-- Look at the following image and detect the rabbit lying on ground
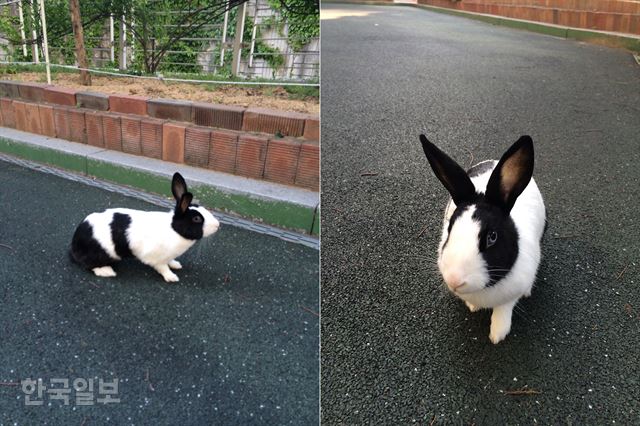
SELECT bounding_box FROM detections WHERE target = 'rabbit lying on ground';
[420,135,545,344]
[70,172,220,282]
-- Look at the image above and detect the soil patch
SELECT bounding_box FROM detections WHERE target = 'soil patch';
[7,72,319,114]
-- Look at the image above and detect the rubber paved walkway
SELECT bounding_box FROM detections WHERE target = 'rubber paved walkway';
[0,160,319,424]
[321,3,640,424]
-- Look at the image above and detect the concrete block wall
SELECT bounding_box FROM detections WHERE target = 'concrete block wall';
[0,81,319,191]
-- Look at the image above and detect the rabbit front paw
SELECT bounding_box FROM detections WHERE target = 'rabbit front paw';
[489,300,517,344]
[465,301,480,312]
[154,264,180,283]
[92,266,117,277]
[168,260,183,270]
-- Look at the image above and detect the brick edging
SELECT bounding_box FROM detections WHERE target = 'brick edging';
[0,88,319,191]
[0,80,320,140]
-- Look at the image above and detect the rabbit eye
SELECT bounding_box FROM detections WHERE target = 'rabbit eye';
[192,216,203,223]
[486,231,498,248]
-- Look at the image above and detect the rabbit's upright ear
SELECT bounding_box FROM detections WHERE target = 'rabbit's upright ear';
[172,173,188,202]
[485,135,534,213]
[177,192,193,215]
[420,134,476,205]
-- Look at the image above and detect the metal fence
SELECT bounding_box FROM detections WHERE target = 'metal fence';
[236,0,319,80]
[0,0,319,83]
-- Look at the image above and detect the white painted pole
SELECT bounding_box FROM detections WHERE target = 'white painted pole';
[130,8,135,62]
[30,0,39,63]
[18,0,27,57]
[231,2,246,76]
[248,0,258,68]
[286,46,294,79]
[122,16,127,69]
[220,1,229,66]
[119,15,127,70]
[37,0,51,83]
[109,14,115,62]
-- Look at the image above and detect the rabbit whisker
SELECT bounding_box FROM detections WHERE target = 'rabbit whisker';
[512,303,536,326]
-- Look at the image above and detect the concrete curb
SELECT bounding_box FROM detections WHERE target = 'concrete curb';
[325,1,640,53]
[0,128,320,235]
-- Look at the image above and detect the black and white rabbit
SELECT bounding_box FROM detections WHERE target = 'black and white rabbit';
[70,172,220,282]
[419,135,545,344]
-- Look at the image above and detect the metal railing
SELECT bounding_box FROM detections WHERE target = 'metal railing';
[0,0,319,84]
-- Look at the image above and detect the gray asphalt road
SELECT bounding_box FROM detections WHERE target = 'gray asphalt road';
[321,4,640,424]
[0,161,318,424]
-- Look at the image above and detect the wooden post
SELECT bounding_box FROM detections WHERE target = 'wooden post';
[231,2,247,77]
[69,0,91,85]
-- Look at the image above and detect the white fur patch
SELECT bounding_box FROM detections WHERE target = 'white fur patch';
[438,205,489,294]
[192,206,220,237]
[85,212,120,260]
[92,266,116,277]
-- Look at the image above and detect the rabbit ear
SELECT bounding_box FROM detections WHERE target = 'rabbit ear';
[177,192,193,215]
[172,173,188,202]
[485,135,534,213]
[420,134,476,205]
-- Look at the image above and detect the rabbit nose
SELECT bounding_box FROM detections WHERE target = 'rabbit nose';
[451,281,467,291]
[444,273,466,291]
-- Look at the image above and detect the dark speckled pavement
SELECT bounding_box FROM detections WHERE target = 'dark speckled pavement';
[321,3,640,424]
[0,161,318,424]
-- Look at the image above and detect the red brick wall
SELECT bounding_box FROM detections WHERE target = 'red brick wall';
[417,0,640,34]
[0,83,319,191]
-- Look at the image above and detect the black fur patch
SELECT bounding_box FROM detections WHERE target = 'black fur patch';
[467,160,495,178]
[442,162,496,248]
[472,203,519,287]
[70,221,115,269]
[111,213,134,258]
[172,208,204,240]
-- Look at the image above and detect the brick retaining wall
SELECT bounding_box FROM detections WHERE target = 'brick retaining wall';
[0,80,319,191]
[416,0,640,35]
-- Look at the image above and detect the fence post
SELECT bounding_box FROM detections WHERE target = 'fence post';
[119,15,127,70]
[17,0,27,57]
[109,14,115,63]
[37,0,51,84]
[30,1,39,63]
[220,0,229,67]
[248,0,258,69]
[131,10,135,63]
[286,45,294,80]
[231,2,247,77]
